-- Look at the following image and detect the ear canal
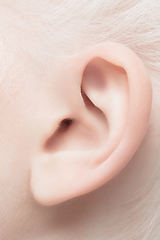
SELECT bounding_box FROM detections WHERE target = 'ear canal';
[44,117,74,152]
[30,42,152,206]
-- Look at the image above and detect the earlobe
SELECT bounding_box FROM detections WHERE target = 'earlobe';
[30,42,152,206]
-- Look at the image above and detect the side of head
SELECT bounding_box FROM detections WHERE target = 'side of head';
[0,1,160,240]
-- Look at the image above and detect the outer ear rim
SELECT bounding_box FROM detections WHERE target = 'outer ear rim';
[31,42,152,205]
[73,42,152,191]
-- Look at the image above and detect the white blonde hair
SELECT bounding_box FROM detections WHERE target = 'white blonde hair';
[0,0,160,87]
[0,1,160,239]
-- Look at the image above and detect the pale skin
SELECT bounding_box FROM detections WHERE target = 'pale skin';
[0,16,159,240]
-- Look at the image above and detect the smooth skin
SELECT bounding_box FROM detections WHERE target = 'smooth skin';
[0,41,158,240]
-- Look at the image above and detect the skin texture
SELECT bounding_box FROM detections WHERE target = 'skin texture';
[0,4,160,240]
[0,42,158,240]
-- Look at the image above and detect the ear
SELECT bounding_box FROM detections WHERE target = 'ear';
[30,42,152,206]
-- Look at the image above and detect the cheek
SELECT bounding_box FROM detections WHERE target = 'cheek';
[0,67,57,226]
[0,65,60,234]
[0,76,37,228]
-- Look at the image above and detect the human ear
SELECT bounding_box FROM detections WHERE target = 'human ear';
[30,42,152,206]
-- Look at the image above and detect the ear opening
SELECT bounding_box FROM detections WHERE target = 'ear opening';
[44,118,74,152]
